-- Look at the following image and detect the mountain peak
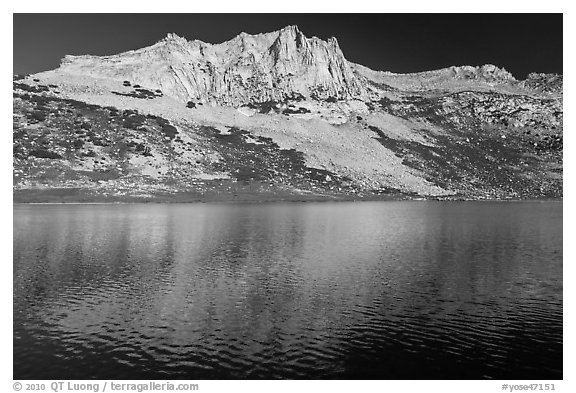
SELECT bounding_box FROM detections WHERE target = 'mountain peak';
[17,26,563,202]
[328,36,340,48]
[274,25,306,43]
[165,32,183,40]
[450,64,516,82]
[280,25,301,34]
[53,25,366,104]
[162,32,188,44]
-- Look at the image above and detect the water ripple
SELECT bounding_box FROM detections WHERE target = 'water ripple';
[13,202,562,379]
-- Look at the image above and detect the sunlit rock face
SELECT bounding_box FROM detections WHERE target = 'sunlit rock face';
[14,25,563,201]
[449,64,516,82]
[58,26,367,105]
[518,73,563,94]
[55,25,563,106]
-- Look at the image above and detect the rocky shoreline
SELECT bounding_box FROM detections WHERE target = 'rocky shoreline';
[13,185,562,204]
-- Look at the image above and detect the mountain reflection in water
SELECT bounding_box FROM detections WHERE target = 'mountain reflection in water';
[14,201,562,379]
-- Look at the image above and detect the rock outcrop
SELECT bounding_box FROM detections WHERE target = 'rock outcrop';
[519,73,563,94]
[13,25,563,202]
[449,64,516,82]
[58,26,366,105]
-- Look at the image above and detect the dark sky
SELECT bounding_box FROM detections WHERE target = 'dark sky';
[13,14,563,79]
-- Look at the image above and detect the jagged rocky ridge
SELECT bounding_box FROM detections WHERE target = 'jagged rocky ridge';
[13,26,562,202]
[57,26,365,105]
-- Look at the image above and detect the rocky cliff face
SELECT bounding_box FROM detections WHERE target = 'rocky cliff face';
[13,26,563,202]
[52,26,563,105]
[57,26,366,105]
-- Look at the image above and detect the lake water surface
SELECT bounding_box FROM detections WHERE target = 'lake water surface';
[13,201,562,379]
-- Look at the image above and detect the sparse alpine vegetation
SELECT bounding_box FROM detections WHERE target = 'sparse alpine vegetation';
[13,26,563,202]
